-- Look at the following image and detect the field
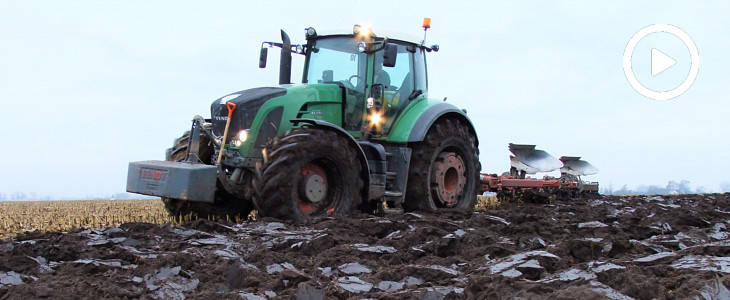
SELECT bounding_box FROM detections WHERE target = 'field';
[0,200,171,239]
[3,194,730,299]
[0,196,500,239]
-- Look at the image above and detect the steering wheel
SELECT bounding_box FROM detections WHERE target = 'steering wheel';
[347,75,363,89]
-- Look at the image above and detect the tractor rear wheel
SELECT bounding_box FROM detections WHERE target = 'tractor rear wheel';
[404,118,480,212]
[252,128,363,222]
[162,124,253,220]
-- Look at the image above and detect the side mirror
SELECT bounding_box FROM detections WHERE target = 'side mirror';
[322,70,333,82]
[383,43,397,68]
[259,47,268,68]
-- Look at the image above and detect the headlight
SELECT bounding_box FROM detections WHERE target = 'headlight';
[231,129,249,147]
[370,113,382,125]
[353,24,371,37]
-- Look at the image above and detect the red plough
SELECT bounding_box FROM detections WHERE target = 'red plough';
[479,144,599,201]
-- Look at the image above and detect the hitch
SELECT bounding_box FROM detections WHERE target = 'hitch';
[185,116,219,163]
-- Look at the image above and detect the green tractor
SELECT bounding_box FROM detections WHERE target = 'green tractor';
[127,20,481,222]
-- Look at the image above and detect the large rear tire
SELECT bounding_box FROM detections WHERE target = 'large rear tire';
[162,124,253,220]
[404,118,480,212]
[252,128,363,222]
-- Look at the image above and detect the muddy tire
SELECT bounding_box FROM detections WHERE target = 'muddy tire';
[404,118,480,212]
[162,124,253,220]
[252,128,363,222]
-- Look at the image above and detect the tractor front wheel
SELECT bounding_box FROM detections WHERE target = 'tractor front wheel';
[404,118,480,212]
[253,128,363,222]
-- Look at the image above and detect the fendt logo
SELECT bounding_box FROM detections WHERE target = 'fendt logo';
[140,168,168,181]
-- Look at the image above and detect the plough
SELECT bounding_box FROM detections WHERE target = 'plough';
[480,143,599,201]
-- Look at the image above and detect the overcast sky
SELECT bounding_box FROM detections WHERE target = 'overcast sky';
[1,1,728,198]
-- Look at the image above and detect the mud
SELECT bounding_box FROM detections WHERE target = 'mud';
[2,194,730,299]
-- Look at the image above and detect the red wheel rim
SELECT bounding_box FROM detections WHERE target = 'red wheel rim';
[432,151,467,207]
[297,162,329,215]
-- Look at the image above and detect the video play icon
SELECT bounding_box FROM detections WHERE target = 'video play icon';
[651,48,676,76]
[623,24,699,101]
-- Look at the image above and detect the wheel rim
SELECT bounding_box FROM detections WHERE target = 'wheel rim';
[431,151,467,207]
[297,162,329,215]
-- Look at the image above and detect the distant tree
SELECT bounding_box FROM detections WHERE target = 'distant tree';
[695,186,707,194]
[615,185,632,195]
[601,183,614,195]
[112,193,130,200]
[10,192,26,201]
[601,180,707,195]
[666,181,679,194]
[721,182,730,193]
[678,180,692,194]
[603,183,613,195]
[665,180,692,194]
[636,185,666,195]
[0,193,5,201]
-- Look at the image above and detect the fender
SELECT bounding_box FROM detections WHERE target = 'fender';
[388,99,479,145]
[290,119,385,200]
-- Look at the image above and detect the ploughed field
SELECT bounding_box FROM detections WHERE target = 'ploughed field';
[2,194,730,299]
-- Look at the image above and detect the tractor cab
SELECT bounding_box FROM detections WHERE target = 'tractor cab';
[301,26,430,136]
[261,24,437,138]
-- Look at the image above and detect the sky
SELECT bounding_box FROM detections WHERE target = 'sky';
[1,1,729,199]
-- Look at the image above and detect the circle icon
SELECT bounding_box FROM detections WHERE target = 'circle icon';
[623,24,699,100]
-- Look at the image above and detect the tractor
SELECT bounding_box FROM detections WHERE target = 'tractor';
[127,19,481,222]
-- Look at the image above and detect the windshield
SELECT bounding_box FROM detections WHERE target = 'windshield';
[306,37,366,90]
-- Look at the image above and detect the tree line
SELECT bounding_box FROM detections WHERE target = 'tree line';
[0,192,150,201]
[602,180,730,195]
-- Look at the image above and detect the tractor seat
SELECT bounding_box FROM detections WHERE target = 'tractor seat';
[383,73,413,120]
[396,72,413,103]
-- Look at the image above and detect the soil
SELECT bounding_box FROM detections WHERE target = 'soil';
[2,194,730,299]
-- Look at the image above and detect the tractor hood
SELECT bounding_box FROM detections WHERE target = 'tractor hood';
[210,87,287,136]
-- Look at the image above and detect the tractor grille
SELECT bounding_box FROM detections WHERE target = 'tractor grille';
[210,87,287,136]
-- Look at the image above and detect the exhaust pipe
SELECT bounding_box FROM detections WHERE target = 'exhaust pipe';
[279,30,292,85]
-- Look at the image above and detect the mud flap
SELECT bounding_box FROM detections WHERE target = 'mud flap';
[127,160,216,203]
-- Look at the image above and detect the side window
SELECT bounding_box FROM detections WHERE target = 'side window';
[379,44,416,134]
[384,50,411,91]
[414,48,427,93]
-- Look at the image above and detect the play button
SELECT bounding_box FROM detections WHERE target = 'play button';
[651,48,676,76]
[623,24,700,100]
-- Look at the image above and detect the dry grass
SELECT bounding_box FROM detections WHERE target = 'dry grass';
[475,194,501,211]
[0,199,173,239]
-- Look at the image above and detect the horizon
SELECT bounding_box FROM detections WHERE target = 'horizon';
[1,178,727,201]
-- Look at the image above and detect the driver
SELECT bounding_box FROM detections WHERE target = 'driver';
[373,53,391,88]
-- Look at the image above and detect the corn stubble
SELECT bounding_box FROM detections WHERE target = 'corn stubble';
[0,200,201,239]
[1,197,499,239]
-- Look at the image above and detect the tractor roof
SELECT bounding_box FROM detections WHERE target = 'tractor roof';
[309,26,436,49]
